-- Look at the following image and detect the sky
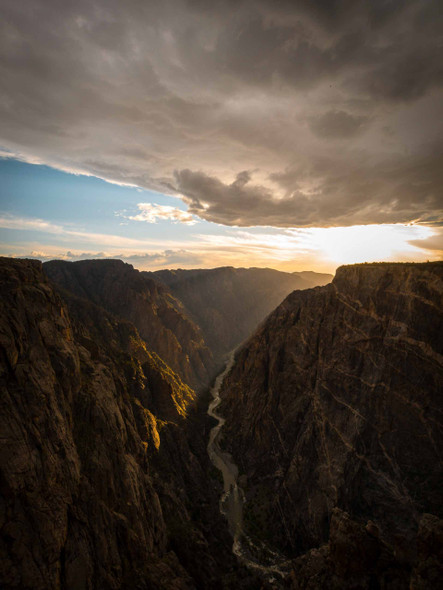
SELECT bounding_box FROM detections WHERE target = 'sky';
[0,0,442,273]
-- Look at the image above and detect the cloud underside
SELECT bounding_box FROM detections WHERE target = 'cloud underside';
[176,156,442,226]
[1,0,442,227]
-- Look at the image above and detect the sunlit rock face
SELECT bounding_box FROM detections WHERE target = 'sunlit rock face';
[220,262,443,588]
[152,266,333,365]
[44,259,214,391]
[0,257,251,589]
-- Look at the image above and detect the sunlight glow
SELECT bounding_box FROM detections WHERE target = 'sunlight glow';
[197,224,440,272]
[2,211,440,272]
[291,224,436,265]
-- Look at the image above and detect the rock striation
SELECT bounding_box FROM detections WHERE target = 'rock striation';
[219,262,443,588]
[152,266,332,364]
[0,257,257,589]
[44,259,214,391]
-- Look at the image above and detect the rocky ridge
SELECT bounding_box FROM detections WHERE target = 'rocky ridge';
[219,262,443,588]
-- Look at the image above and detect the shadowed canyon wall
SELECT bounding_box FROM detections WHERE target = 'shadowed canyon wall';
[219,262,443,588]
[152,267,332,363]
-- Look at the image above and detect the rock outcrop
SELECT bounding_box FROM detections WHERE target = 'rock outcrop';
[44,259,214,391]
[219,262,443,588]
[152,267,332,364]
[0,257,256,589]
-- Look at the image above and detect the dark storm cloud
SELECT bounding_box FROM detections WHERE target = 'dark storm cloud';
[308,110,367,139]
[0,0,442,227]
[177,146,443,227]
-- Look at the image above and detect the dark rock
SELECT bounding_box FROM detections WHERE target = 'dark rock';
[220,262,443,588]
[151,266,332,364]
[44,259,214,391]
[0,257,252,589]
[410,513,443,589]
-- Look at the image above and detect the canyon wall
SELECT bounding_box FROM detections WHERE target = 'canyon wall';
[0,258,257,589]
[152,267,332,363]
[2,257,441,589]
[220,262,443,588]
[44,259,214,391]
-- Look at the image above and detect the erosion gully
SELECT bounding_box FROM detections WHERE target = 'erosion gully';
[207,351,291,586]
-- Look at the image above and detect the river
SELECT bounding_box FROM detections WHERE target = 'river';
[207,351,291,585]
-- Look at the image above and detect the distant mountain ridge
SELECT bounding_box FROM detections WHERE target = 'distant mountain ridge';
[150,266,333,364]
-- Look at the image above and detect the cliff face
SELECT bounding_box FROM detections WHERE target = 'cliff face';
[44,259,214,391]
[152,267,332,363]
[219,262,443,588]
[0,258,254,589]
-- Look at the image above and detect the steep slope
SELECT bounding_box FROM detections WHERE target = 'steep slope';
[0,258,257,590]
[219,262,443,588]
[152,267,332,363]
[44,259,214,391]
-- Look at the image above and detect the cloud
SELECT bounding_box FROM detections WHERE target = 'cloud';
[0,214,182,248]
[0,0,442,228]
[20,248,205,269]
[0,215,65,233]
[124,202,197,225]
[308,110,367,139]
[4,214,441,273]
[176,149,443,227]
[197,224,443,266]
[408,226,443,253]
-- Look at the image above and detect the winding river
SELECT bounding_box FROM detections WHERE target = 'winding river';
[207,351,291,584]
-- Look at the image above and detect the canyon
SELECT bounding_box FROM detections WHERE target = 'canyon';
[151,267,332,364]
[0,258,441,589]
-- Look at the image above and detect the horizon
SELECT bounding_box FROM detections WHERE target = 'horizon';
[6,251,441,277]
[1,159,440,274]
[1,1,442,272]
